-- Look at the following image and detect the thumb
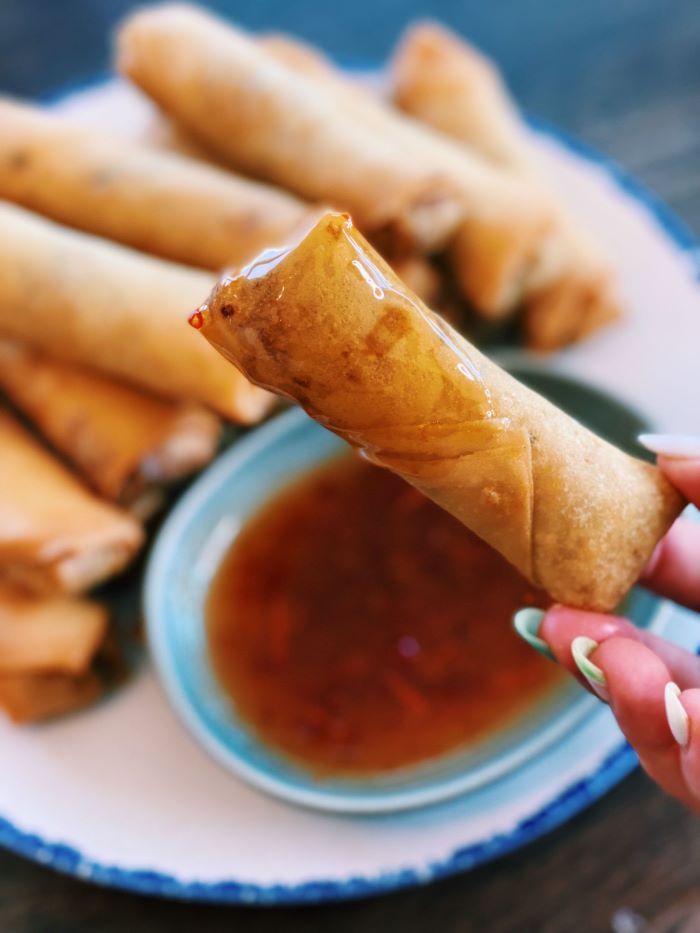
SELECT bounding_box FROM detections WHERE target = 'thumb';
[638,434,700,504]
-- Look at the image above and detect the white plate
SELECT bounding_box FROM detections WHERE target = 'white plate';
[1,78,699,904]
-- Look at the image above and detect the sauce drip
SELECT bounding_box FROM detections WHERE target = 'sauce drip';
[207,456,560,776]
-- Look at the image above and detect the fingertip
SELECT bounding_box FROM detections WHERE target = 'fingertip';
[595,637,673,749]
[539,606,632,676]
[657,455,700,505]
[674,688,700,803]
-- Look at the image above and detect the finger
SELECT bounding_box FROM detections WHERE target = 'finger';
[540,605,700,692]
[539,606,632,692]
[641,518,700,612]
[675,688,700,807]
[658,455,700,506]
[594,637,693,806]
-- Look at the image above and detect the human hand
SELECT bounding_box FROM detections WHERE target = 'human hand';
[514,435,700,809]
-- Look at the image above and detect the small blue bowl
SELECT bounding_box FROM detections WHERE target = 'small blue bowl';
[145,369,663,814]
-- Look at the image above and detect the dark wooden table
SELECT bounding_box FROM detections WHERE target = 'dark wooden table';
[2,1,700,930]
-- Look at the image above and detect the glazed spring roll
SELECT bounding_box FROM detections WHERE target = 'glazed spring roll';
[390,22,621,349]
[0,671,102,724]
[0,97,310,271]
[0,409,143,596]
[0,341,221,509]
[117,5,482,254]
[0,202,271,421]
[193,213,683,611]
[0,584,108,676]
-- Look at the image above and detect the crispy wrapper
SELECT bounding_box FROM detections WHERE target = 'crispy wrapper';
[0,202,271,421]
[117,4,465,251]
[0,340,221,509]
[0,670,103,724]
[0,97,309,271]
[390,22,622,346]
[119,5,564,318]
[391,21,529,172]
[0,583,108,675]
[0,409,144,596]
[193,213,683,610]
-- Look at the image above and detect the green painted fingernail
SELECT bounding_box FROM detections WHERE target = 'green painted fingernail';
[512,608,554,661]
[571,636,609,701]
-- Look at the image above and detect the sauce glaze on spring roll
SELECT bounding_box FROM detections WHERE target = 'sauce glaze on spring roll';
[192,212,683,611]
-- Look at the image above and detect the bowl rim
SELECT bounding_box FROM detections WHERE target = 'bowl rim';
[144,397,669,814]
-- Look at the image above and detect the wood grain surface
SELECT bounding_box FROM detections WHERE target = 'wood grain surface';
[1,1,700,930]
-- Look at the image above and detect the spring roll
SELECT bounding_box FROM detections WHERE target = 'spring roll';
[0,97,310,272]
[391,22,529,173]
[192,213,683,611]
[390,22,621,348]
[0,671,102,724]
[0,583,108,675]
[0,202,270,421]
[0,409,143,596]
[0,340,221,508]
[116,5,482,254]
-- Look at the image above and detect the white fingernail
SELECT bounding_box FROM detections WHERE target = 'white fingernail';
[638,433,700,459]
[571,636,609,702]
[664,682,689,747]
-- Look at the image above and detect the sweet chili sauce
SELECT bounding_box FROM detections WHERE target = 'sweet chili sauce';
[207,456,562,776]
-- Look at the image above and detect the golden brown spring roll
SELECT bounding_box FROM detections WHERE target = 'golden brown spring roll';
[0,202,270,421]
[0,340,221,508]
[193,213,683,610]
[0,97,310,272]
[0,583,108,675]
[390,256,441,307]
[0,408,143,596]
[116,5,479,254]
[121,6,566,316]
[391,22,529,173]
[390,22,621,348]
[0,671,102,724]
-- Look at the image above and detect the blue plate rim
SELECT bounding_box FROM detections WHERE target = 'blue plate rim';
[0,77,697,904]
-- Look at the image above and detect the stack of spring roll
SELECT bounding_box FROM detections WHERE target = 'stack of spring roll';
[0,5,624,724]
[0,42,327,719]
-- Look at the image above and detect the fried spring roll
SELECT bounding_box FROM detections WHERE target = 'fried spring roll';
[0,409,143,596]
[0,584,108,675]
[390,256,441,306]
[0,670,102,724]
[390,22,621,348]
[192,213,683,611]
[391,22,529,173]
[122,6,567,316]
[0,341,221,508]
[0,97,310,271]
[117,5,479,254]
[0,202,270,421]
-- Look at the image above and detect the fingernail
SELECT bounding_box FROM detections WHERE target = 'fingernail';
[571,636,609,701]
[512,608,555,661]
[638,433,700,460]
[665,682,689,747]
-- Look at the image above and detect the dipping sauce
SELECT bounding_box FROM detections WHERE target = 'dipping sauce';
[207,457,561,776]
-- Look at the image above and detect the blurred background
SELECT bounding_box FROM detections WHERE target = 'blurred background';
[2,0,700,230]
[1,2,700,931]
